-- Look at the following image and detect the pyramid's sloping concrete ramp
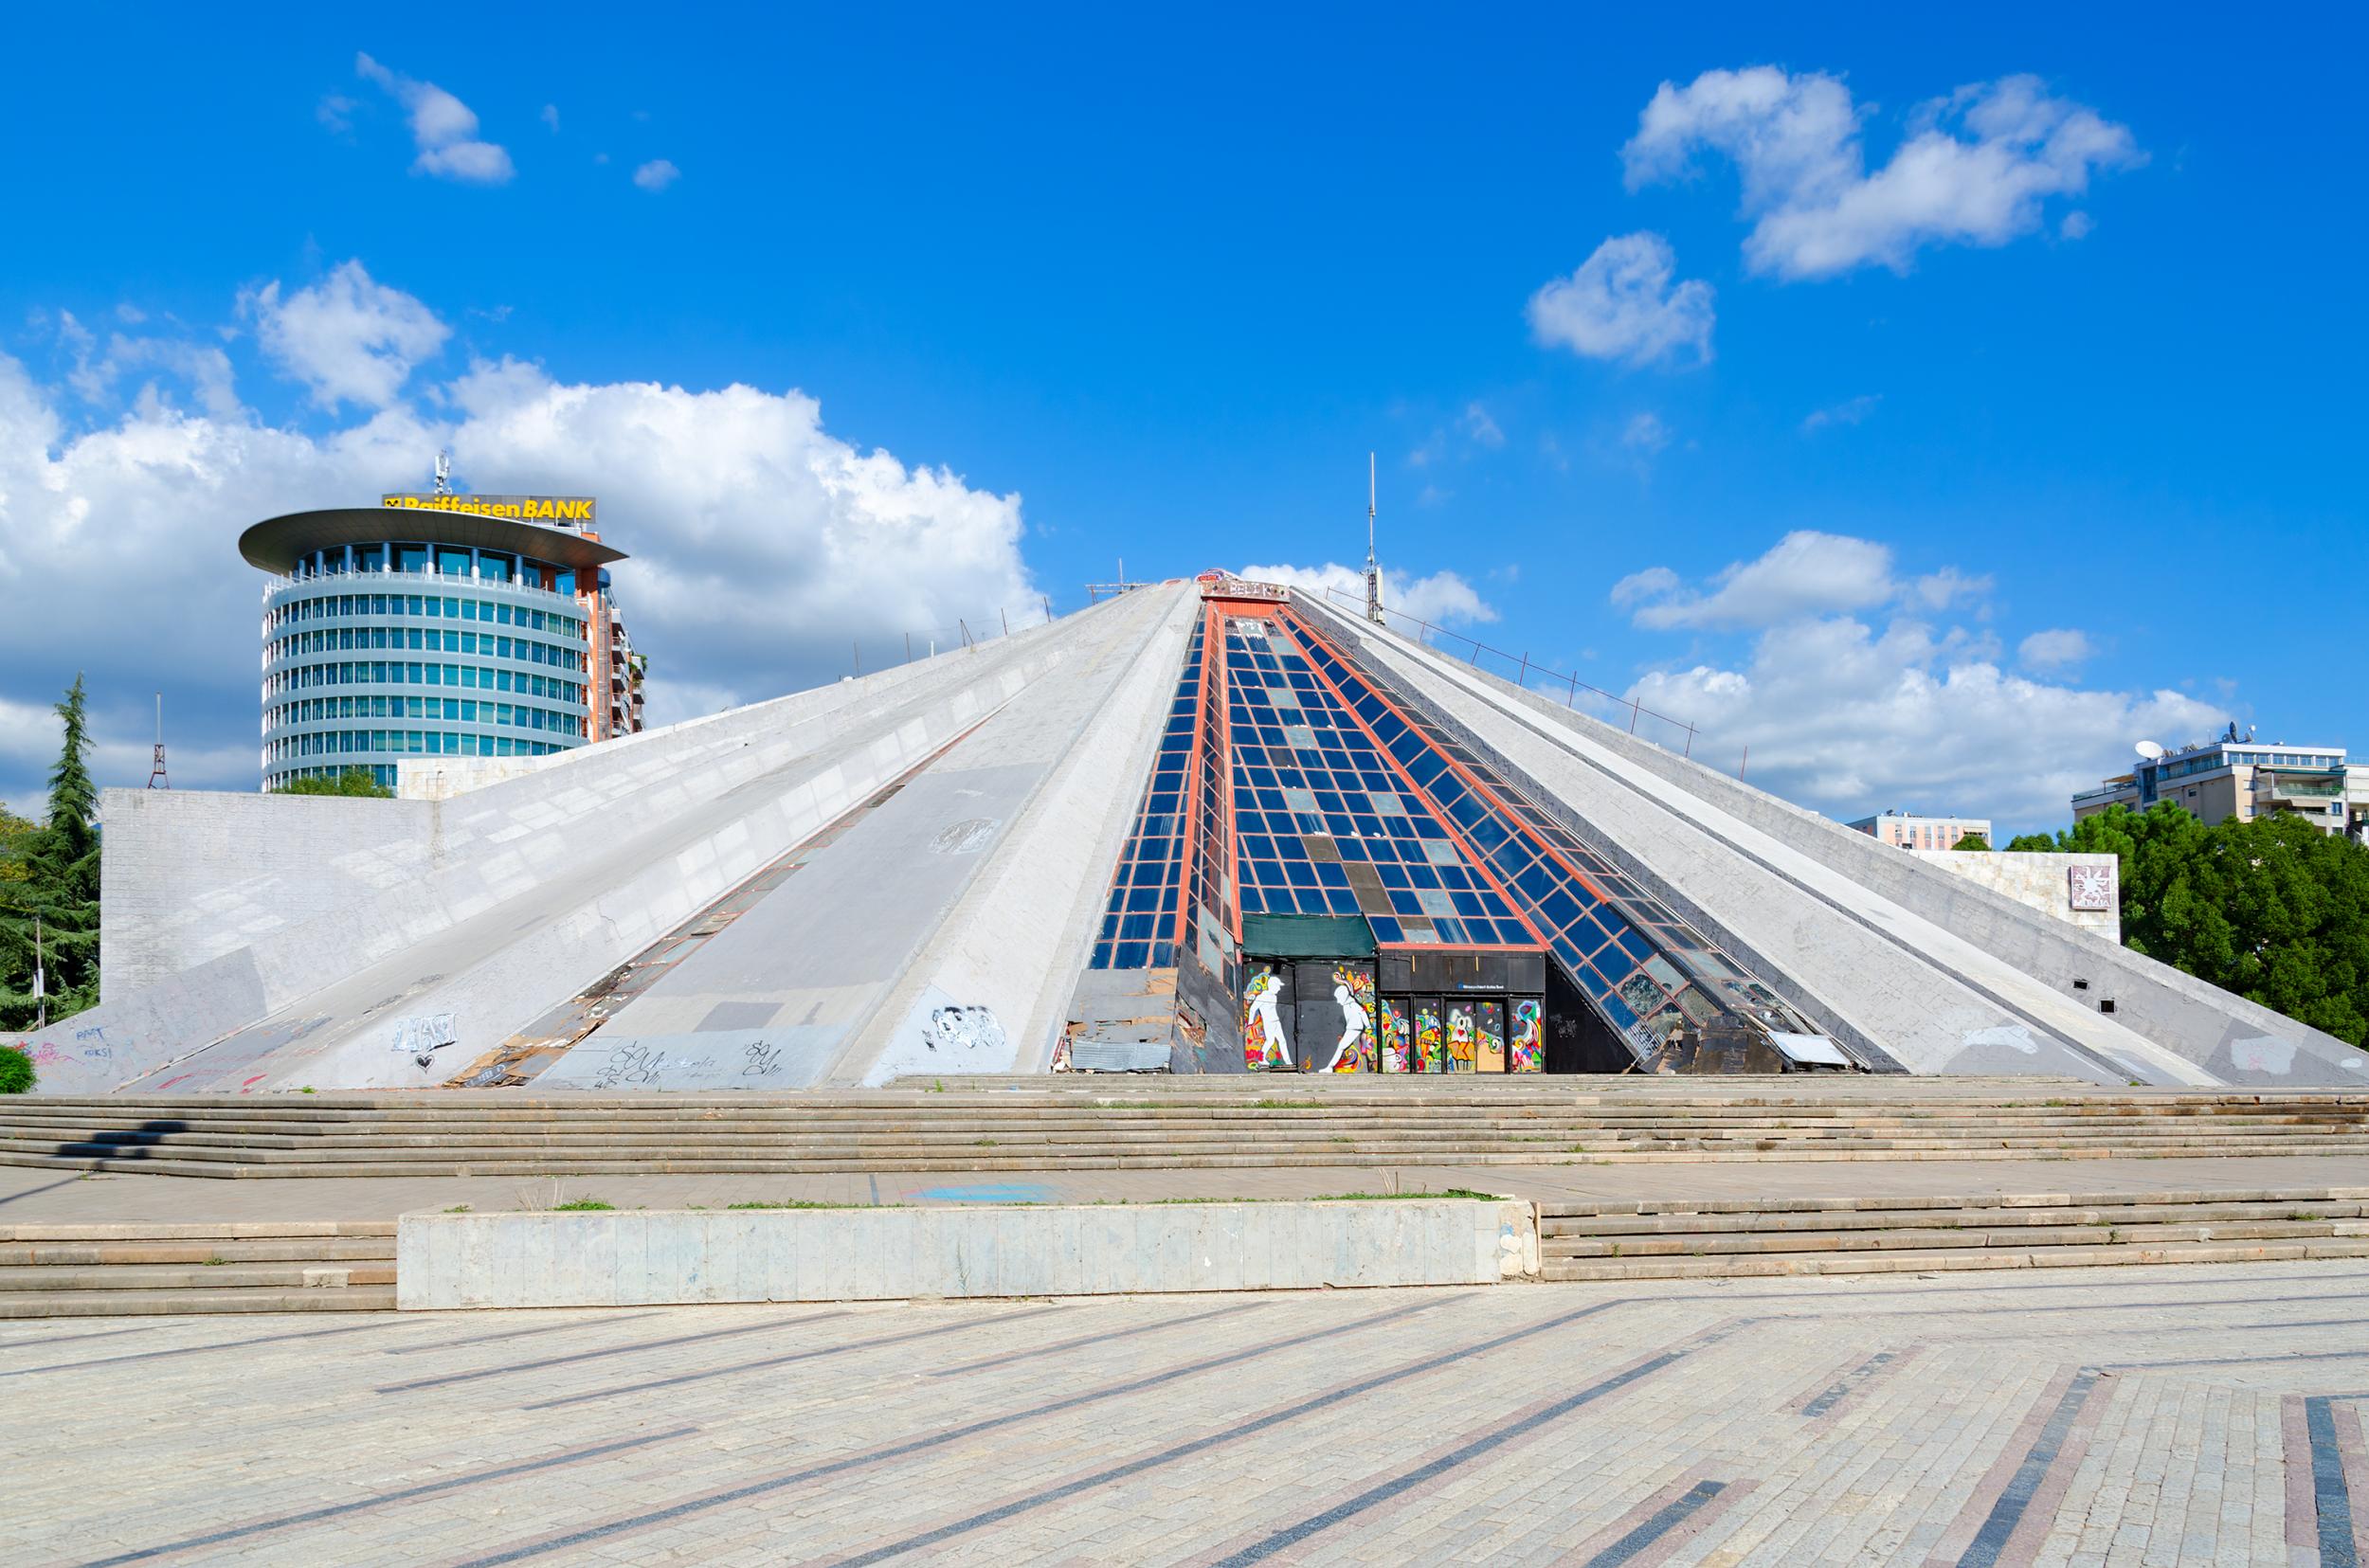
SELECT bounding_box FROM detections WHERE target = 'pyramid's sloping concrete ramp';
[11,577,2360,1093]
[14,587,1187,1093]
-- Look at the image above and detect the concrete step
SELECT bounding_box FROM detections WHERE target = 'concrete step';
[1545,1218,2369,1258]
[0,1237,395,1266]
[0,1262,397,1291]
[1540,1199,2369,1236]
[0,1287,397,1318]
[1540,1237,2369,1282]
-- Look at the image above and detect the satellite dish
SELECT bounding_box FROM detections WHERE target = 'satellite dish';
[2134,740,2164,760]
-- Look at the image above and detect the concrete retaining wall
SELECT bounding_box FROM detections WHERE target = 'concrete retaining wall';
[396,1198,1538,1309]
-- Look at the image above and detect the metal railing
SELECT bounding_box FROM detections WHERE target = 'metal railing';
[1313,585,1698,757]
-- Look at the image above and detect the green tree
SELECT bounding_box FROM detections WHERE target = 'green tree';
[0,676,103,1029]
[2043,802,2369,1047]
[1952,833,1992,852]
[2003,831,2059,853]
[273,767,394,799]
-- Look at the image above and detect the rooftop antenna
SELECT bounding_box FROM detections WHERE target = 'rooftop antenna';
[1364,451,1383,625]
[147,692,170,789]
[433,449,453,496]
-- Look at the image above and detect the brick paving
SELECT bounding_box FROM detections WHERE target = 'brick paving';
[11,1259,2369,1565]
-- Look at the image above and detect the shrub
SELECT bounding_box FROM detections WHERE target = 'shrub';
[0,1046,33,1095]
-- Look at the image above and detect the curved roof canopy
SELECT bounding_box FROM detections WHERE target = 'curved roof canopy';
[239,508,628,575]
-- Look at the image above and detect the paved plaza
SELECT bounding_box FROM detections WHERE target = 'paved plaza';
[11,1257,2369,1565]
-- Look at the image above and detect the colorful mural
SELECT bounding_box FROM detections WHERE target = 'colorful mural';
[1476,1001,1505,1073]
[1325,963,1376,1072]
[1380,998,1412,1072]
[1444,1003,1475,1072]
[1415,1001,1443,1073]
[1510,999,1545,1072]
[1241,965,1292,1072]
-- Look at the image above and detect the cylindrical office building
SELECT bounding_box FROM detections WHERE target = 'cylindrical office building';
[240,496,645,792]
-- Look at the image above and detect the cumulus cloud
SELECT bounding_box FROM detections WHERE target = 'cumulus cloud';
[1460,402,1504,448]
[1623,67,2142,279]
[1613,530,1906,629]
[2018,627,2095,670]
[1800,393,1880,433]
[353,53,515,184]
[1627,616,2221,826]
[1237,563,1497,627]
[0,290,1041,805]
[1528,232,1714,366]
[239,261,451,411]
[632,159,680,192]
[540,103,561,134]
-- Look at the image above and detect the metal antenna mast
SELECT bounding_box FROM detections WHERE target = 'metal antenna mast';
[1364,451,1383,625]
[433,449,453,496]
[147,692,169,789]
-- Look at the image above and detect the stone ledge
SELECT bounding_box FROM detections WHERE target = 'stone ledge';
[396,1199,1539,1310]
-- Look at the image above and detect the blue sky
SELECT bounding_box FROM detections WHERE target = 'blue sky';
[2,6,2361,832]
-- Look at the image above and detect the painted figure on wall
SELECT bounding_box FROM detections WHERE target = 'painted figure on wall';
[1241,965,1292,1072]
[1416,1002,1443,1073]
[1325,964,1375,1072]
[1445,1004,1475,1072]
[1380,999,1412,1072]
[1510,999,1545,1072]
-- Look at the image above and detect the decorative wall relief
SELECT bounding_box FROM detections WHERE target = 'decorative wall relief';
[1416,1001,1443,1073]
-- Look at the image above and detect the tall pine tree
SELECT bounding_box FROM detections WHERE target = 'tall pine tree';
[0,676,101,1028]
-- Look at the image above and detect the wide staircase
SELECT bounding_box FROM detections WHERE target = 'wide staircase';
[6,1080,2369,1178]
[0,1221,396,1316]
[1541,1185,2369,1280]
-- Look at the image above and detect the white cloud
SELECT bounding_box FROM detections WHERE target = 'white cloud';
[1460,402,1504,448]
[353,53,515,184]
[1626,615,2221,826]
[1623,67,2142,279]
[1528,232,1714,366]
[239,261,451,411]
[2060,210,2093,241]
[1614,530,1906,629]
[1908,566,1992,611]
[1237,562,1498,627]
[1620,412,1672,454]
[633,159,680,193]
[1800,393,1880,433]
[0,294,1041,805]
[316,93,358,135]
[540,103,561,134]
[2018,627,2095,670]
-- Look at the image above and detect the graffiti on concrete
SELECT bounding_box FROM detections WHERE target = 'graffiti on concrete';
[741,1040,785,1077]
[1325,964,1374,1072]
[923,1005,1007,1058]
[930,818,1000,855]
[389,1013,459,1068]
[589,1040,683,1089]
[1241,965,1291,1071]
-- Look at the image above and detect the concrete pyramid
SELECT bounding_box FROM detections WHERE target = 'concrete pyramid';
[12,576,2361,1093]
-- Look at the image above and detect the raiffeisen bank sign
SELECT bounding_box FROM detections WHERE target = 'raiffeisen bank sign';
[381,493,598,527]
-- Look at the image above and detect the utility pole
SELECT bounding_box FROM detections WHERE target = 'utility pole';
[1364,452,1384,625]
[148,693,170,788]
[31,913,44,1031]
